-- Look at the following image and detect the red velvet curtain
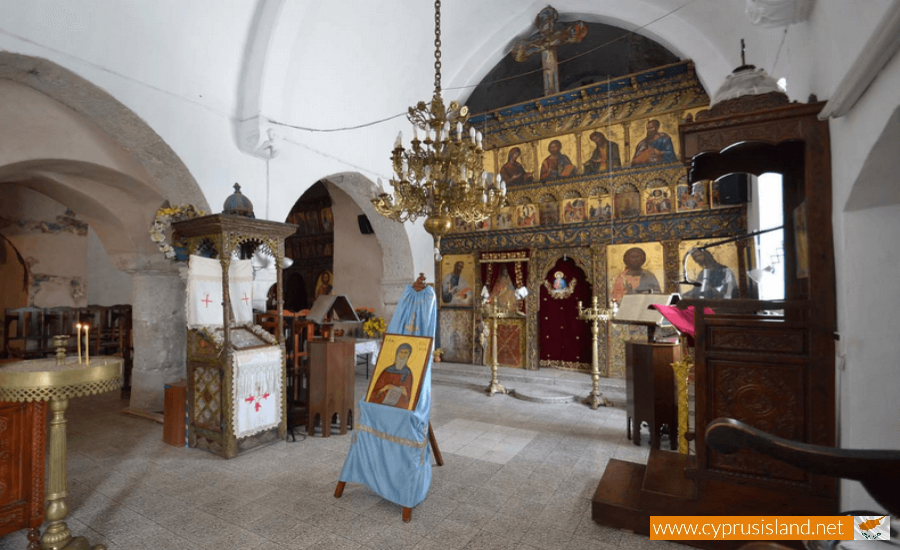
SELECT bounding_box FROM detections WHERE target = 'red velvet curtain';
[539,257,592,367]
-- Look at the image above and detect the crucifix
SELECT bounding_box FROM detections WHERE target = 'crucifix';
[202,293,213,308]
[511,6,588,96]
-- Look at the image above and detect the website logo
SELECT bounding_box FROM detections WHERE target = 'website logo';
[853,516,891,541]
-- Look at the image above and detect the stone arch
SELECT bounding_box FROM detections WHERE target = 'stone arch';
[0,53,208,412]
[319,172,415,316]
[0,53,207,212]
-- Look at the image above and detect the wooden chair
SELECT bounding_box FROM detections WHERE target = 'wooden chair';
[283,309,314,434]
[706,418,900,516]
[105,305,134,396]
[43,306,81,356]
[4,307,45,359]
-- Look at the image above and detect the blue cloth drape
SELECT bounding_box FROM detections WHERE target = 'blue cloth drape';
[337,285,437,508]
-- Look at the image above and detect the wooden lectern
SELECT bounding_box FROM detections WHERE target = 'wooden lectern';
[305,295,360,436]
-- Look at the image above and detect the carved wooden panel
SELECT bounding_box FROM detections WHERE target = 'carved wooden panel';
[707,361,808,483]
[495,319,526,368]
[707,326,807,355]
[0,401,45,539]
[191,363,222,432]
[188,330,217,358]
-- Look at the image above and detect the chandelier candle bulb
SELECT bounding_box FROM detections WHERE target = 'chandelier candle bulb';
[394,131,402,148]
[470,126,476,141]
[456,122,463,140]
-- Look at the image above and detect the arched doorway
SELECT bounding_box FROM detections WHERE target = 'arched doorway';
[538,256,592,370]
[285,173,415,323]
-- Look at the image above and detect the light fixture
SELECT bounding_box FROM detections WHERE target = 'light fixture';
[371,0,507,259]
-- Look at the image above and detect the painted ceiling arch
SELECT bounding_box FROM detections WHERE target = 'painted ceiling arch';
[0,160,163,264]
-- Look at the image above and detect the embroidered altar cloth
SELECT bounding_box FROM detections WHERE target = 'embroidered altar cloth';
[232,346,283,438]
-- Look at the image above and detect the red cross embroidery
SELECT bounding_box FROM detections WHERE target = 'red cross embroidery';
[201,293,213,308]
[242,293,250,304]
[244,392,271,412]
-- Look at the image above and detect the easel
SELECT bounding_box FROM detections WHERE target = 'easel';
[334,274,443,522]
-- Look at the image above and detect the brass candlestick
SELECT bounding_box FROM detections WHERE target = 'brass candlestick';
[53,335,68,366]
[576,296,616,409]
[481,299,521,396]
[671,336,694,455]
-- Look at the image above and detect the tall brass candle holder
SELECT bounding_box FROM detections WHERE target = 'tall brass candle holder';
[576,296,617,409]
[480,299,521,396]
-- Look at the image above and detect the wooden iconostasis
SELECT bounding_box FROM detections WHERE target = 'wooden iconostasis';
[283,181,334,312]
[438,62,753,377]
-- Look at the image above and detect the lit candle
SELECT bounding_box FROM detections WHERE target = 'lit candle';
[75,323,82,363]
[84,324,89,364]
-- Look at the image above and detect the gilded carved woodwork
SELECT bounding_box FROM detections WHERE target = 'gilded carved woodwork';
[472,61,707,150]
[441,209,745,254]
[438,60,763,373]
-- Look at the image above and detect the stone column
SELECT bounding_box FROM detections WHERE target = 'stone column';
[128,265,187,412]
[380,278,410,323]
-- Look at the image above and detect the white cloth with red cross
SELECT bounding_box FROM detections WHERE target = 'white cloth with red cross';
[232,346,283,438]
[187,255,254,327]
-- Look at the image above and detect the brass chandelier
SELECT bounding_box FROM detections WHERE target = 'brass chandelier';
[372,0,507,257]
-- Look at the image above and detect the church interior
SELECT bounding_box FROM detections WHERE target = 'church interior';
[2,0,900,548]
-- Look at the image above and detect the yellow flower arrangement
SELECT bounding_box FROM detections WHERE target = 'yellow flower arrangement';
[363,316,386,338]
[150,204,205,259]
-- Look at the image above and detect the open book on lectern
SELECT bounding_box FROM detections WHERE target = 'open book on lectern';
[613,293,680,326]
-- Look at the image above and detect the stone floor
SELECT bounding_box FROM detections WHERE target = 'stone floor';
[1,362,688,550]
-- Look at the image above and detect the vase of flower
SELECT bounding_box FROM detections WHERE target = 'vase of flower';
[363,316,386,340]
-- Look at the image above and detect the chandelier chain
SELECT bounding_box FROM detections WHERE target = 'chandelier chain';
[371,0,506,252]
[434,0,442,93]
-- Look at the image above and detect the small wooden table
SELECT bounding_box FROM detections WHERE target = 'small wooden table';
[307,338,355,437]
[0,356,122,550]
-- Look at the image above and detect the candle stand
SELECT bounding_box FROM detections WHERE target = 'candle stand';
[480,300,522,396]
[576,296,616,409]
[0,356,122,550]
